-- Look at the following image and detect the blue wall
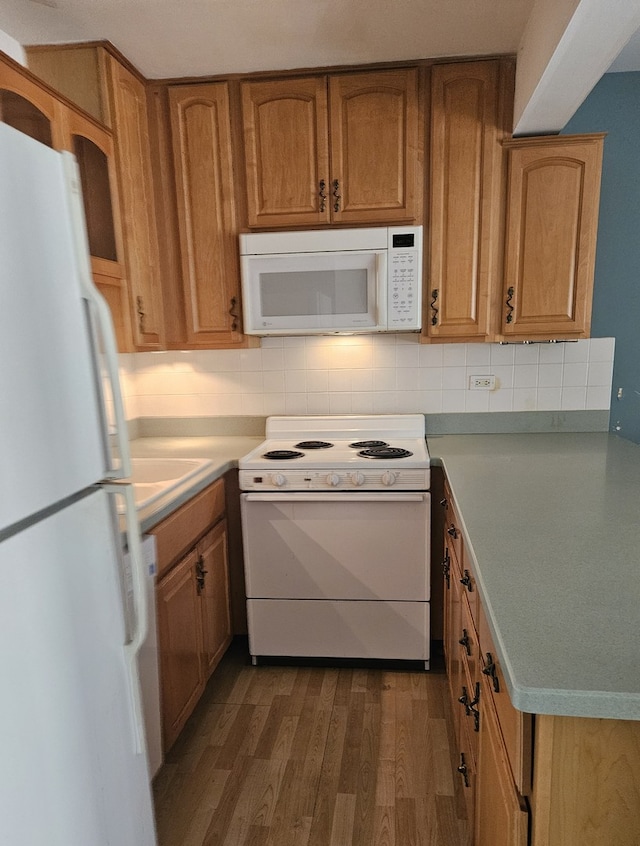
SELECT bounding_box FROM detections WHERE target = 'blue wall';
[562,72,640,443]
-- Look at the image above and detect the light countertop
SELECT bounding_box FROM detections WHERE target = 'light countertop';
[427,432,640,721]
[128,435,262,533]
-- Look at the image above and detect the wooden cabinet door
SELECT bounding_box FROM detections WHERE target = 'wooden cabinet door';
[242,76,330,227]
[475,678,528,846]
[427,61,504,341]
[501,134,604,339]
[329,68,420,224]
[0,54,65,148]
[157,548,205,751]
[198,520,232,678]
[169,82,245,347]
[107,56,164,349]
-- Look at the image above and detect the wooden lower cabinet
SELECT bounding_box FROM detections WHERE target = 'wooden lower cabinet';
[152,480,232,752]
[440,469,640,845]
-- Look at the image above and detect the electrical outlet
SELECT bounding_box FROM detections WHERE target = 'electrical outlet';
[469,375,495,390]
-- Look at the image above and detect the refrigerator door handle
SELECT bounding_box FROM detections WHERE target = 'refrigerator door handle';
[60,151,131,480]
[107,483,148,756]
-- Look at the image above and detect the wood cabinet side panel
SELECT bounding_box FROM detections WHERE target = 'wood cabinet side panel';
[198,520,232,677]
[532,714,640,846]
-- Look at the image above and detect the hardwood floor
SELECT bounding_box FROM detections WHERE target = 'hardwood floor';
[153,640,469,846]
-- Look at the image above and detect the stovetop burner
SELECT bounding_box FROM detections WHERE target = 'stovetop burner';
[262,449,304,460]
[349,440,388,449]
[294,440,334,450]
[359,446,414,460]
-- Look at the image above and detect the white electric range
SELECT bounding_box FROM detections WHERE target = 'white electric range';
[239,415,432,668]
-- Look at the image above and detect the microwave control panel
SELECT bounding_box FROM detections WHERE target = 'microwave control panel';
[387,227,422,330]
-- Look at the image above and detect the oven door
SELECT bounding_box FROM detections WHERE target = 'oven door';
[240,250,387,335]
[240,492,430,662]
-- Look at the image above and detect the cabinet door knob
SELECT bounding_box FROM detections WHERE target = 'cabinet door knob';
[229,296,239,332]
[457,754,469,787]
[332,179,341,212]
[482,652,500,693]
[460,569,473,592]
[430,288,439,326]
[136,295,146,333]
[505,286,515,324]
[458,628,471,656]
[439,497,448,508]
[319,179,327,212]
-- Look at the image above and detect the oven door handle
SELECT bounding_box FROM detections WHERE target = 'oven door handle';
[242,492,428,502]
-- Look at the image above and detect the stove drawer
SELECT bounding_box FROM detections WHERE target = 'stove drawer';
[247,599,429,661]
[241,492,430,601]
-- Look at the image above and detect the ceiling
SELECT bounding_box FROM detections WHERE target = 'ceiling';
[0,0,542,79]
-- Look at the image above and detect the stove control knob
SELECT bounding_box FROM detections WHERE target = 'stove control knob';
[272,473,287,487]
[350,472,366,487]
[326,473,341,487]
[381,470,397,487]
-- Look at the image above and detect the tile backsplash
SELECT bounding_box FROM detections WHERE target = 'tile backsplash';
[118,335,615,421]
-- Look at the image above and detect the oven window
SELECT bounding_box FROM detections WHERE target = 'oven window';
[259,269,368,316]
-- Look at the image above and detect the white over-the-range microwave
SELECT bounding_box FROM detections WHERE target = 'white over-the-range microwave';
[239,226,423,336]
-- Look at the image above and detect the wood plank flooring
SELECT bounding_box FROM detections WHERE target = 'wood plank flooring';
[153,640,469,846]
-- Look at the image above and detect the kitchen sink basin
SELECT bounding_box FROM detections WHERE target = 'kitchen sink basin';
[122,457,214,511]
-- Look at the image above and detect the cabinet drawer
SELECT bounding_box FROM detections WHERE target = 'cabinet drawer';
[459,548,479,629]
[443,481,464,566]
[478,603,532,796]
[151,479,226,578]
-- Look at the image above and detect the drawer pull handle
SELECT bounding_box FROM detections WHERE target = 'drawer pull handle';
[447,524,458,539]
[482,652,500,693]
[460,569,473,592]
[468,682,480,732]
[195,555,208,594]
[439,497,447,508]
[457,754,469,788]
[458,628,471,656]
[458,686,470,714]
[442,549,451,588]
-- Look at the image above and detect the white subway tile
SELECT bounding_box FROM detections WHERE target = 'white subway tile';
[373,345,397,368]
[536,387,562,410]
[489,389,513,412]
[373,392,399,412]
[421,368,442,390]
[421,390,443,413]
[465,390,490,412]
[263,371,286,393]
[372,369,396,391]
[261,347,285,371]
[492,365,514,390]
[240,349,262,370]
[260,336,284,348]
[283,336,305,347]
[443,344,466,367]
[351,392,374,413]
[329,393,352,413]
[305,345,330,369]
[397,391,424,413]
[284,370,307,393]
[587,360,614,387]
[396,345,420,367]
[538,363,563,388]
[538,343,565,364]
[285,393,308,413]
[419,344,444,367]
[586,386,612,409]
[465,344,491,366]
[306,370,329,392]
[563,340,589,363]
[588,337,615,362]
[561,386,587,410]
[442,390,466,412]
[562,362,588,387]
[328,370,352,392]
[241,394,265,414]
[240,371,264,393]
[513,364,538,389]
[283,348,306,370]
[306,393,330,414]
[512,387,537,411]
[352,369,374,391]
[397,368,421,391]
[263,394,286,414]
[514,344,540,364]
[442,366,466,390]
[490,344,515,365]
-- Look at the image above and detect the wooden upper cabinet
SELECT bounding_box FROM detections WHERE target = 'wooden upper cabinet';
[0,55,65,148]
[169,83,245,347]
[329,68,420,224]
[241,67,420,228]
[427,60,506,341]
[242,76,330,227]
[106,56,164,348]
[501,134,605,339]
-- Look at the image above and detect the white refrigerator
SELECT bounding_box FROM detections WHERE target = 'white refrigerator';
[0,123,157,844]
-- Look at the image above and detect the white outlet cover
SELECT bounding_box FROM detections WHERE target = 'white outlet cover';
[469,375,496,390]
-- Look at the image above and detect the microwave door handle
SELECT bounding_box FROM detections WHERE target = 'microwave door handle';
[376,251,388,328]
